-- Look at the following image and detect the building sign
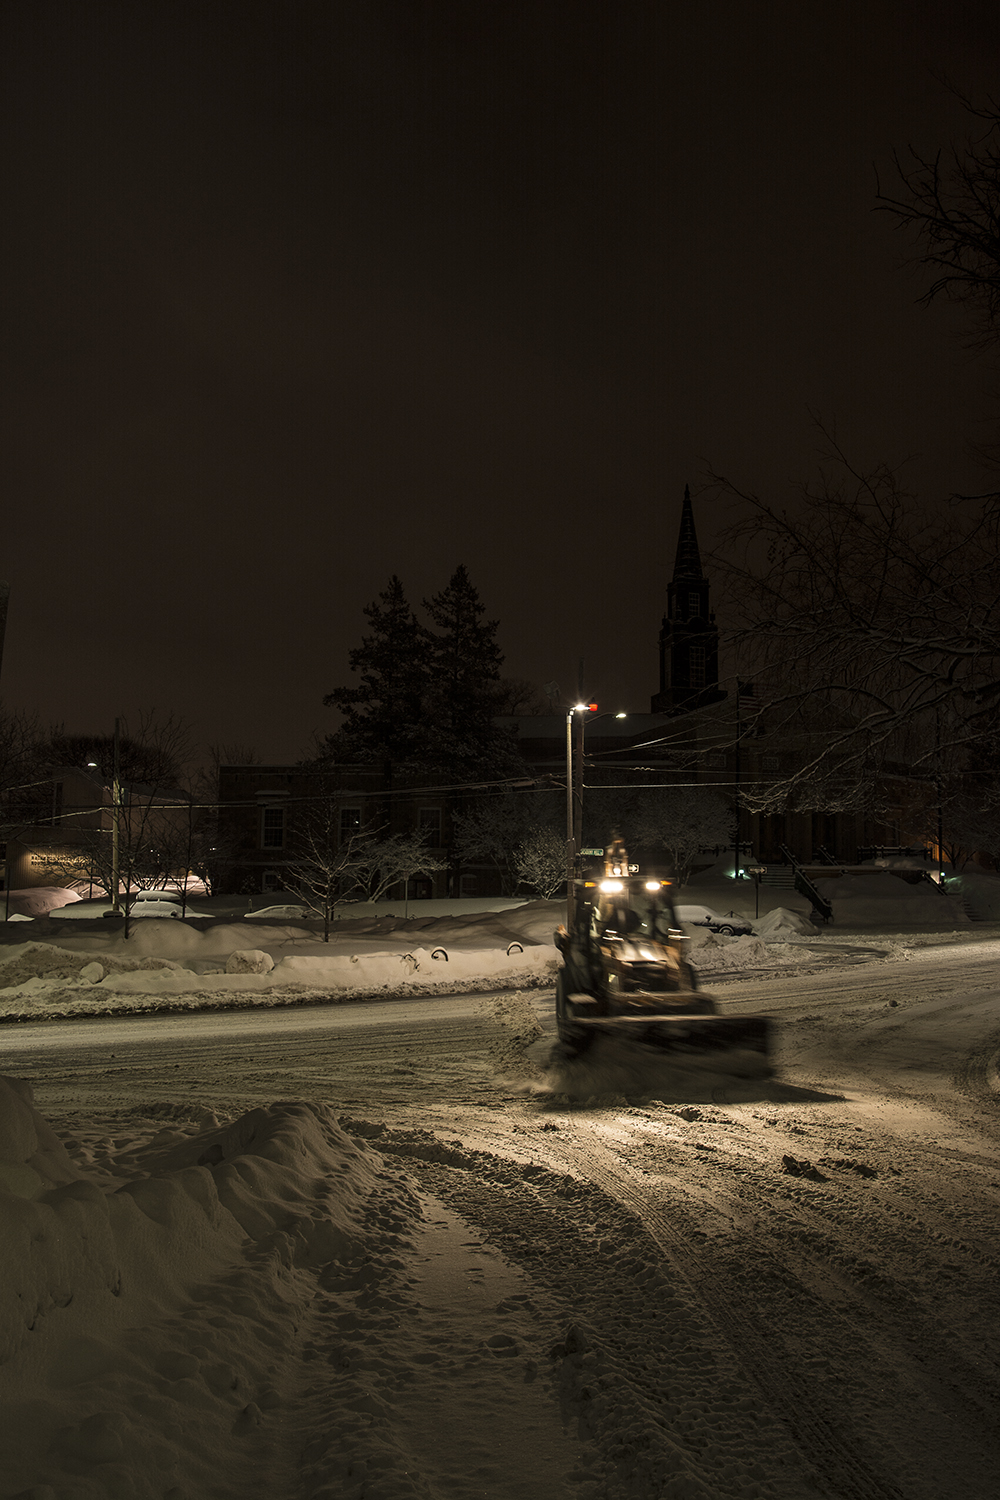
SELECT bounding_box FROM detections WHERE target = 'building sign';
[28,851,90,870]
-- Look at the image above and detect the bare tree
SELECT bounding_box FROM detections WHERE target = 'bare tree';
[489,677,550,715]
[183,743,266,897]
[0,705,46,834]
[35,713,194,920]
[343,832,445,906]
[632,787,734,886]
[43,710,191,787]
[707,444,1000,812]
[285,800,359,940]
[693,94,1000,821]
[453,790,560,895]
[877,91,1000,352]
[514,827,566,898]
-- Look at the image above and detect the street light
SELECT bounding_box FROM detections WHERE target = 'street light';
[564,702,629,925]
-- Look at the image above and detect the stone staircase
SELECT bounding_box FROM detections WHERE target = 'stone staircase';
[951,889,986,922]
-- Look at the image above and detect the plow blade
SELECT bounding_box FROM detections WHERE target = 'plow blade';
[564,1009,773,1077]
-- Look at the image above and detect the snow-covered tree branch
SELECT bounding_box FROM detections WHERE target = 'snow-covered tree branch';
[707,446,1000,812]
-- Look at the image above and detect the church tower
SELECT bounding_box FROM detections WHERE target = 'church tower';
[650,486,725,713]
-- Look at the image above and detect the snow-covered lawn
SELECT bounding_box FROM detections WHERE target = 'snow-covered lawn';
[1,884,998,1498]
[0,873,976,1023]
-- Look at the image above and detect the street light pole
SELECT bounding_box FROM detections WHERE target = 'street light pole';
[746,863,766,920]
[565,709,574,849]
[110,718,122,916]
[564,702,593,927]
[573,707,586,850]
[562,698,627,925]
[565,707,576,930]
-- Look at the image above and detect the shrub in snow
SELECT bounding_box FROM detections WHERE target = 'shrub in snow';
[225,949,274,975]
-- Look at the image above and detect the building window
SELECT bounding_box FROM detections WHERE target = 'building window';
[688,591,701,617]
[263,869,282,892]
[460,874,478,897]
[261,807,286,849]
[418,807,442,843]
[339,806,361,842]
[689,645,706,688]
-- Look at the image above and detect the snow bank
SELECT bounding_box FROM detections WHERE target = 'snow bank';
[945,870,1000,920]
[0,1074,424,1498]
[0,933,559,1020]
[812,871,966,927]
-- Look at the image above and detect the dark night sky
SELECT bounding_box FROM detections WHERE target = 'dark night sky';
[2,1,1000,764]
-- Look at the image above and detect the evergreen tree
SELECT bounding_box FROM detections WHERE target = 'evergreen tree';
[323,576,429,772]
[423,565,520,780]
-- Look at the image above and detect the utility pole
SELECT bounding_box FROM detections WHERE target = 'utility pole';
[111,718,122,916]
[565,708,574,930]
[573,707,586,850]
[733,683,742,873]
[0,583,8,920]
[0,581,8,686]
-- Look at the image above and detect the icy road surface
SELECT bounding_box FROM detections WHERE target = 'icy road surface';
[1,936,999,1499]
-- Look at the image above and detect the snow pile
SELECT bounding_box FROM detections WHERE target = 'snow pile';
[3,886,82,918]
[693,933,816,974]
[945,870,1000,920]
[0,932,559,1020]
[812,871,965,927]
[754,907,819,937]
[225,948,274,975]
[0,1074,423,1498]
[241,903,308,920]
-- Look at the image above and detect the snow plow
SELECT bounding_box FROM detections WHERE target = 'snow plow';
[553,839,772,1076]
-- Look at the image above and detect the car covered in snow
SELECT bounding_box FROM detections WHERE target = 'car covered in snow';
[119,891,193,919]
[242,904,310,920]
[674,904,754,937]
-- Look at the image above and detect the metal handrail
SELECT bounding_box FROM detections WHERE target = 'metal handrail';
[778,843,834,923]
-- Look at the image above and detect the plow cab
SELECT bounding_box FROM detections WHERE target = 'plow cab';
[553,838,772,1074]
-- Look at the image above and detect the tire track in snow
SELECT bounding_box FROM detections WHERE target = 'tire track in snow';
[369,1124,818,1500]
[531,1118,912,1500]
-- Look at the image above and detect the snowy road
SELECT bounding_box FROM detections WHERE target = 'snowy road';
[3,937,1000,1499]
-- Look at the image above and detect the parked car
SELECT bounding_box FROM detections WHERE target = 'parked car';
[126,891,187,919]
[243,904,309,920]
[674,904,754,937]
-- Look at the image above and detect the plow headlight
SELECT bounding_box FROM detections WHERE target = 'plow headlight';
[599,879,625,893]
[644,880,661,891]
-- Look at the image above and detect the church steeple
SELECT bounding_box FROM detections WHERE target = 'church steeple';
[673,485,704,580]
[651,486,725,714]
